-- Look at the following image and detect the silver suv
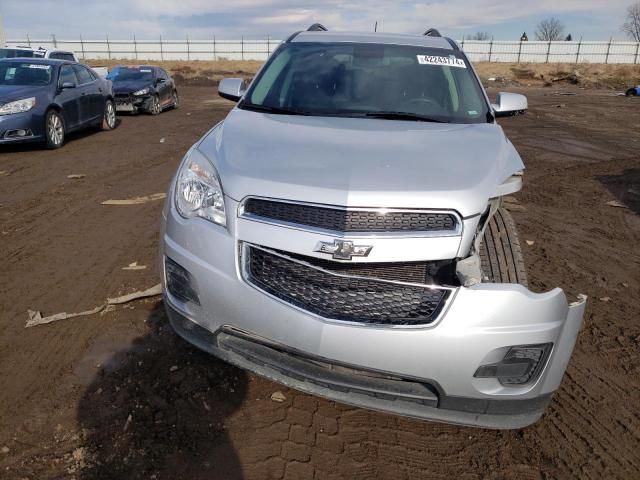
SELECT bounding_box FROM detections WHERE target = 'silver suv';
[160,26,587,429]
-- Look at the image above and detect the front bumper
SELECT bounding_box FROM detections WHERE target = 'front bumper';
[0,111,43,144]
[114,93,152,113]
[160,196,586,429]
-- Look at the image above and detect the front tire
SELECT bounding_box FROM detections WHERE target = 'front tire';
[171,90,180,109]
[148,95,161,115]
[479,208,528,286]
[102,99,116,130]
[45,110,65,149]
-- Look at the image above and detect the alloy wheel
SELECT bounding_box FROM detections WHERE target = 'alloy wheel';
[105,101,116,128]
[48,113,64,146]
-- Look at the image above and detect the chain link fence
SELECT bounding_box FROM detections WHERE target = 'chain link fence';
[7,36,640,63]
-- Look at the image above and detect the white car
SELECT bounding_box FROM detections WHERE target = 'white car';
[1,46,108,77]
[1,46,79,62]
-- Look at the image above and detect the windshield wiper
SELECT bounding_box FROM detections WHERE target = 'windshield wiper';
[364,111,450,123]
[240,102,311,116]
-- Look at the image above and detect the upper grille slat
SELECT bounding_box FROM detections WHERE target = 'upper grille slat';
[243,199,458,234]
[244,246,450,326]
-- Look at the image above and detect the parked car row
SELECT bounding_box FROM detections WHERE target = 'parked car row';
[0,56,179,149]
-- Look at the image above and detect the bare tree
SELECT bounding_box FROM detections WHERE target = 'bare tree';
[622,2,640,41]
[535,17,565,41]
[468,32,491,41]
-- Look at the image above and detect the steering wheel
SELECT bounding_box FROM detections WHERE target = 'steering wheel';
[400,97,441,111]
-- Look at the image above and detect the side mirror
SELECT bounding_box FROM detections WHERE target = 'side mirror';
[60,82,76,90]
[218,78,246,102]
[491,92,528,117]
[155,78,165,85]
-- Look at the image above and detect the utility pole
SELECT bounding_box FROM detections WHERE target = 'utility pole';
[0,13,6,47]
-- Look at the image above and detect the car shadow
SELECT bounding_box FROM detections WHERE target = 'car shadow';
[77,301,247,480]
[597,168,640,215]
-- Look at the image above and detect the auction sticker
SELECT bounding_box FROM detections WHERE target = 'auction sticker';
[417,55,466,68]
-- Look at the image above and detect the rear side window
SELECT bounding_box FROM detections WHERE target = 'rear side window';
[0,48,35,58]
[59,65,78,86]
[73,65,94,84]
[50,52,75,61]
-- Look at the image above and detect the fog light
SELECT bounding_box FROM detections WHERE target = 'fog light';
[165,257,200,305]
[5,129,32,138]
[474,343,552,386]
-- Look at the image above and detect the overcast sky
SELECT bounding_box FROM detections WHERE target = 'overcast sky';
[1,0,637,41]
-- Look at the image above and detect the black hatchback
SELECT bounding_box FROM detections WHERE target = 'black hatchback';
[107,65,179,115]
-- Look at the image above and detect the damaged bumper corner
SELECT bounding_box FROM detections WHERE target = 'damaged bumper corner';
[164,284,586,429]
[115,94,152,113]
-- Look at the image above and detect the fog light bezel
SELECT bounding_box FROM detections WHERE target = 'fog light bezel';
[164,256,200,306]
[474,343,553,386]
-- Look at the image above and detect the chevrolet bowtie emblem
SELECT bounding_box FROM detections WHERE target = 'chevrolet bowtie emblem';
[314,240,373,260]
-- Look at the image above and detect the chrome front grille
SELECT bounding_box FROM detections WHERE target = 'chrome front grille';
[242,244,451,326]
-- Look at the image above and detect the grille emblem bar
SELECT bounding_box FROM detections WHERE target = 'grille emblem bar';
[314,240,373,260]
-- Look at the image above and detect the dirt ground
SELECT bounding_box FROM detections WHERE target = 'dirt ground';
[0,86,639,480]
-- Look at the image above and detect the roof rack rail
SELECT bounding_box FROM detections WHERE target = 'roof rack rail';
[423,28,442,37]
[307,23,328,32]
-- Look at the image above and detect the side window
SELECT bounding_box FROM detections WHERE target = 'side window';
[49,52,62,60]
[72,65,94,84]
[59,65,78,86]
[62,53,76,62]
[161,69,169,80]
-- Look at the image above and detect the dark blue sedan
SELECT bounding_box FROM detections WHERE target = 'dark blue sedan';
[0,58,116,149]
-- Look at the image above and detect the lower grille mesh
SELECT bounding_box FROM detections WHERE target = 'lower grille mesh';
[244,246,450,326]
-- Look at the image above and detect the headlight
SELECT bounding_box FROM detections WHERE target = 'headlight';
[175,148,226,226]
[0,97,36,116]
[133,88,149,96]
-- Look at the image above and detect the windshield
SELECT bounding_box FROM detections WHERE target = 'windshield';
[107,67,154,82]
[0,62,52,86]
[0,48,35,59]
[243,42,490,123]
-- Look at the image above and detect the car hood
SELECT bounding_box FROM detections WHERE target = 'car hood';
[112,80,152,94]
[197,108,525,217]
[0,84,48,104]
